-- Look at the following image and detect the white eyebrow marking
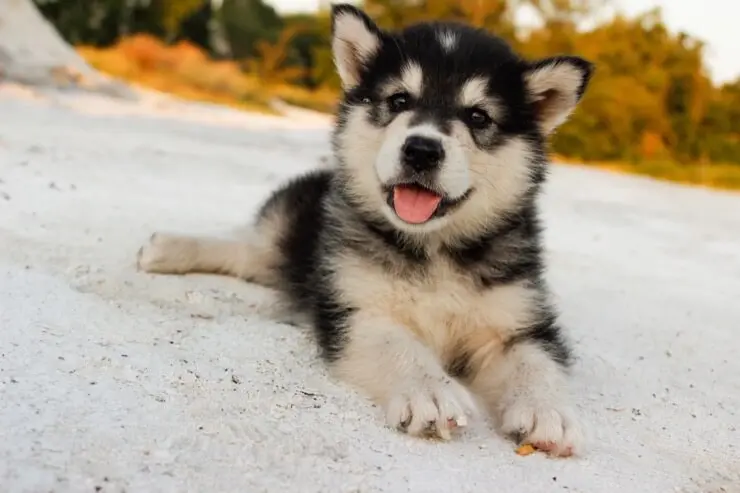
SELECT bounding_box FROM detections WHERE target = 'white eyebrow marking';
[457,76,504,121]
[380,61,424,98]
[458,76,489,107]
[400,61,423,97]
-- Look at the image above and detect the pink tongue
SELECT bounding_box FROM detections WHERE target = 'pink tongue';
[393,185,443,224]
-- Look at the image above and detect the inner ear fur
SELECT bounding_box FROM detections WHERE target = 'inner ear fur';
[524,55,594,135]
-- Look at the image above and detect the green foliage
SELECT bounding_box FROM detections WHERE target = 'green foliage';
[33,0,162,46]
[219,0,283,60]
[32,0,205,46]
[282,12,339,90]
[158,0,203,39]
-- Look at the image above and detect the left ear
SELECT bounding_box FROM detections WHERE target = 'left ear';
[330,4,383,90]
[524,56,594,135]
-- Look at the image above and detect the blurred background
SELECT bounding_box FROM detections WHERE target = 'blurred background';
[26,0,740,190]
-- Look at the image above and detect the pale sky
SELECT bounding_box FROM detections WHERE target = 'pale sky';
[266,0,740,84]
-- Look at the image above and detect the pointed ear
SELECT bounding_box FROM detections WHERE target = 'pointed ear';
[524,56,594,135]
[331,4,383,90]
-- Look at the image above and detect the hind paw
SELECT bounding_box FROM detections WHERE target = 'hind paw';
[136,233,195,274]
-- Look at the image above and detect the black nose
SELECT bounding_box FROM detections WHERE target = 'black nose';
[401,136,445,172]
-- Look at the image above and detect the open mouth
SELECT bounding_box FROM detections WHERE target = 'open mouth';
[386,183,471,225]
[390,183,442,224]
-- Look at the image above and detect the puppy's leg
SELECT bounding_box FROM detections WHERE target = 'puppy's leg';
[469,340,583,457]
[333,314,479,440]
[136,231,278,287]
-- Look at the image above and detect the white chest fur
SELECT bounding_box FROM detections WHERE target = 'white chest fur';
[333,253,539,367]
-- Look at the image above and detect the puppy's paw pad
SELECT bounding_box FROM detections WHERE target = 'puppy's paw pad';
[386,377,477,441]
[501,403,583,457]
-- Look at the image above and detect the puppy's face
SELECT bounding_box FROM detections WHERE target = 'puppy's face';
[330,5,593,238]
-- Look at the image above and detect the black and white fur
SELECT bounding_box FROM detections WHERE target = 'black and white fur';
[137,4,594,456]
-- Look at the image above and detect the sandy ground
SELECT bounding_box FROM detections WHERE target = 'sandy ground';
[0,83,739,493]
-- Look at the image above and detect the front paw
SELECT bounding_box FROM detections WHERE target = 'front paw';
[500,400,583,457]
[385,376,478,441]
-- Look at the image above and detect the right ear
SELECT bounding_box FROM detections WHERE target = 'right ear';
[331,4,383,90]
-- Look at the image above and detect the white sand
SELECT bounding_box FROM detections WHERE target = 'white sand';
[0,83,738,493]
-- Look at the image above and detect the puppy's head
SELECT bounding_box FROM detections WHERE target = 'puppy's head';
[330,4,593,239]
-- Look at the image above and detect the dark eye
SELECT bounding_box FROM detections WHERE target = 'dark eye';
[387,92,412,113]
[464,107,493,129]
[349,93,372,105]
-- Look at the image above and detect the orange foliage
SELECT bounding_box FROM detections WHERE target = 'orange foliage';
[77,34,339,115]
[78,34,270,111]
[639,132,666,160]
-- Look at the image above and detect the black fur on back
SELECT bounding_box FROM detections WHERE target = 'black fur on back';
[256,169,353,359]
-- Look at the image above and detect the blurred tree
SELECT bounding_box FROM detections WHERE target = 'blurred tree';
[33,0,166,46]
[363,0,513,34]
[219,0,283,60]
[526,0,607,25]
[698,78,740,163]
[157,0,203,41]
[361,0,605,38]
[33,0,210,47]
[247,24,307,84]
[282,12,331,89]
[177,1,216,53]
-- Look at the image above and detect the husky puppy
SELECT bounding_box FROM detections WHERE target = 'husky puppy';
[137,3,594,456]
